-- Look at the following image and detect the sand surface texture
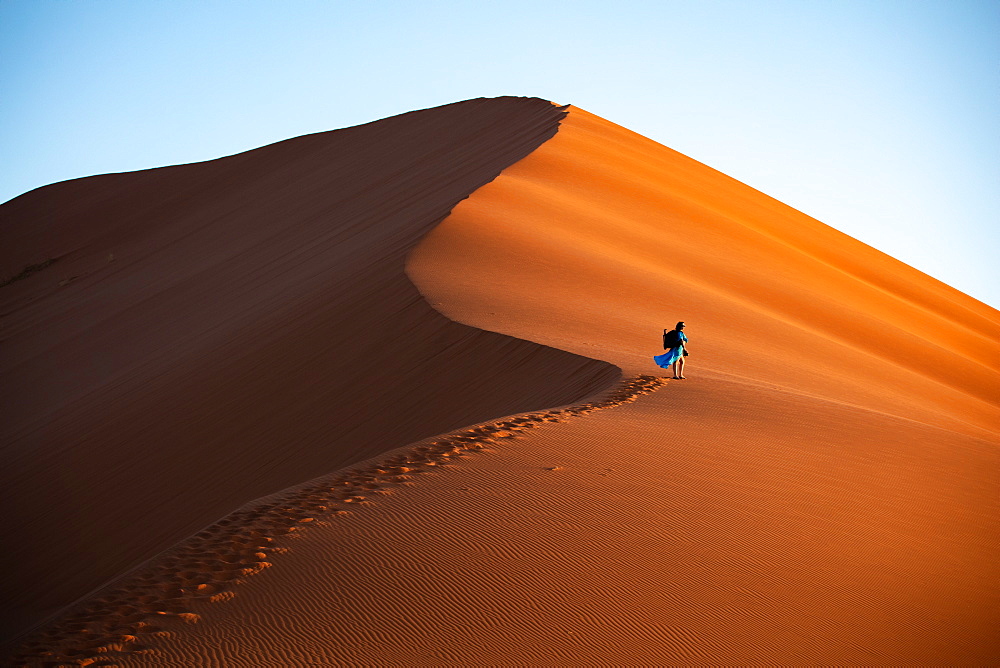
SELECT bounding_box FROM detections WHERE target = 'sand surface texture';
[6,102,999,665]
[116,374,996,665]
[0,97,617,643]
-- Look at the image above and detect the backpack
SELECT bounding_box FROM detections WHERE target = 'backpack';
[663,329,682,349]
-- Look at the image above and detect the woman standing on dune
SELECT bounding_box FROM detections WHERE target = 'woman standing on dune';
[654,321,688,379]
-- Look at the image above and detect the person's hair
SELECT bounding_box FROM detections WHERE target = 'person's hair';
[676,321,685,329]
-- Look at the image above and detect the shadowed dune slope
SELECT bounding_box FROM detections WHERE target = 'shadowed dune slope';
[0,97,618,640]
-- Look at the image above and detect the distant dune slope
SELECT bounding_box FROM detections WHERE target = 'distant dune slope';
[409,106,999,438]
[0,97,618,640]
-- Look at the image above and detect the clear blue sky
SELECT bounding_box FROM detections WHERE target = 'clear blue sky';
[2,0,997,308]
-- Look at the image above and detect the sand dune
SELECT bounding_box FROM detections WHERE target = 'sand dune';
[0,97,616,644]
[4,99,998,665]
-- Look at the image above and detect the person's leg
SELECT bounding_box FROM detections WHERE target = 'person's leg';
[677,355,685,379]
[672,358,681,379]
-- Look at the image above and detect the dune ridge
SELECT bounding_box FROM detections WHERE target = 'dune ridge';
[0,97,618,642]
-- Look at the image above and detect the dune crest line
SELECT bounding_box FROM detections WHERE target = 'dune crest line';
[5,375,667,667]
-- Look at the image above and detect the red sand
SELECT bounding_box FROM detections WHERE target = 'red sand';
[4,100,998,665]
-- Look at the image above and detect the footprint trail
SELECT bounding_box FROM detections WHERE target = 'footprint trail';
[5,374,668,667]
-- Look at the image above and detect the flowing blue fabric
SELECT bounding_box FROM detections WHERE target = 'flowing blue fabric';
[653,331,687,368]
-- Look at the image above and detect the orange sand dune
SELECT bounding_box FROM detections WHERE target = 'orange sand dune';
[0,97,616,643]
[6,101,999,665]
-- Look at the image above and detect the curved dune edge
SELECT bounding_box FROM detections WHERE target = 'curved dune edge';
[4,376,665,666]
[0,97,619,643]
[407,105,999,439]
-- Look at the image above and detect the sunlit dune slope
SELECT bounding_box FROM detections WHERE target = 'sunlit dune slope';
[0,97,617,641]
[408,106,999,438]
[415,104,1000,663]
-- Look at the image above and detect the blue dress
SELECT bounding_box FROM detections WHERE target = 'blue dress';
[653,332,687,368]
